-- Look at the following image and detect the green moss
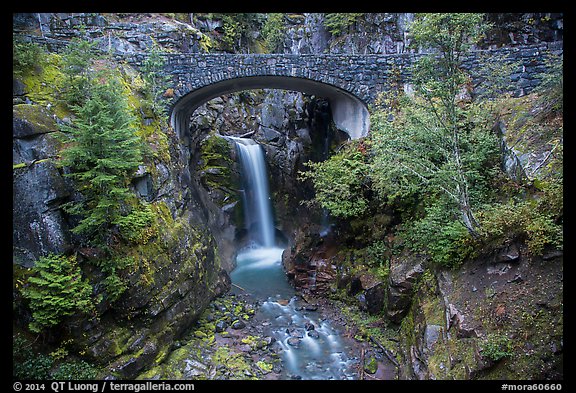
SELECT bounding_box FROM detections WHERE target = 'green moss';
[427,334,479,379]
[417,271,445,327]
[108,327,135,357]
[152,344,171,366]
[200,132,233,166]
[197,132,239,206]
[364,355,378,374]
[240,335,261,350]
[13,104,58,133]
[256,360,273,373]
[21,52,70,119]
[400,303,416,347]
[136,365,164,380]
[211,346,256,380]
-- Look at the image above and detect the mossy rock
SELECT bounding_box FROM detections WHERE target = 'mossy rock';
[13,104,58,138]
[256,360,273,374]
[364,355,378,374]
[20,52,70,119]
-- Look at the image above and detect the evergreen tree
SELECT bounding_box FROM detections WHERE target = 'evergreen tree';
[23,254,93,333]
[61,77,144,244]
[61,37,96,106]
[141,44,171,120]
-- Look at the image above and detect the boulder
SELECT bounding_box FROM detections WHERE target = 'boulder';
[13,78,27,96]
[493,243,520,263]
[13,104,58,138]
[215,320,228,333]
[386,253,425,323]
[287,337,301,347]
[349,272,387,315]
[231,320,246,329]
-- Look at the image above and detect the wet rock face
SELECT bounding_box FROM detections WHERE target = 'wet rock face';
[283,13,414,55]
[13,103,73,267]
[483,13,563,47]
[15,13,210,55]
[64,200,232,378]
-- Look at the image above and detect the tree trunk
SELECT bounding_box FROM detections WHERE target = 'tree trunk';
[460,198,480,238]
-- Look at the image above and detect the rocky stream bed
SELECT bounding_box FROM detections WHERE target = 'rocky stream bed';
[136,290,398,380]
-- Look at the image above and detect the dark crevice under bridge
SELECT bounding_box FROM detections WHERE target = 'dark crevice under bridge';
[126,42,562,140]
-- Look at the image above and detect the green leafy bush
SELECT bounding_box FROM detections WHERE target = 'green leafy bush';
[535,53,563,114]
[477,195,562,256]
[215,13,265,52]
[402,201,476,268]
[299,144,370,219]
[13,336,54,379]
[94,255,135,303]
[100,272,128,303]
[116,203,156,244]
[13,336,99,379]
[51,360,99,380]
[261,13,286,52]
[22,254,93,333]
[481,333,514,362]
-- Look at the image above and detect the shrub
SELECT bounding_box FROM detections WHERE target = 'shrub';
[535,53,563,115]
[116,203,157,244]
[323,13,363,36]
[402,200,475,268]
[476,182,563,256]
[51,360,99,380]
[481,333,514,362]
[261,13,285,52]
[13,335,52,379]
[299,143,370,219]
[94,255,135,303]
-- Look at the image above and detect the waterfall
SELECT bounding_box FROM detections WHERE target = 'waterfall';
[231,137,275,248]
[227,135,358,380]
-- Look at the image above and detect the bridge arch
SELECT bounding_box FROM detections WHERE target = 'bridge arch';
[160,45,560,142]
[169,75,370,141]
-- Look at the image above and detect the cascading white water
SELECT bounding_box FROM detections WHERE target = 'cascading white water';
[232,137,275,247]
[228,135,357,380]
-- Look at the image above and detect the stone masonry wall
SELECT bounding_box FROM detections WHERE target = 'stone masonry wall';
[153,43,563,109]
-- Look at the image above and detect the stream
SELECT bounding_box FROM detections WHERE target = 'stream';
[230,245,358,379]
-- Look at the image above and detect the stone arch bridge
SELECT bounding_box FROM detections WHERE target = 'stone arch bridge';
[127,43,561,140]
